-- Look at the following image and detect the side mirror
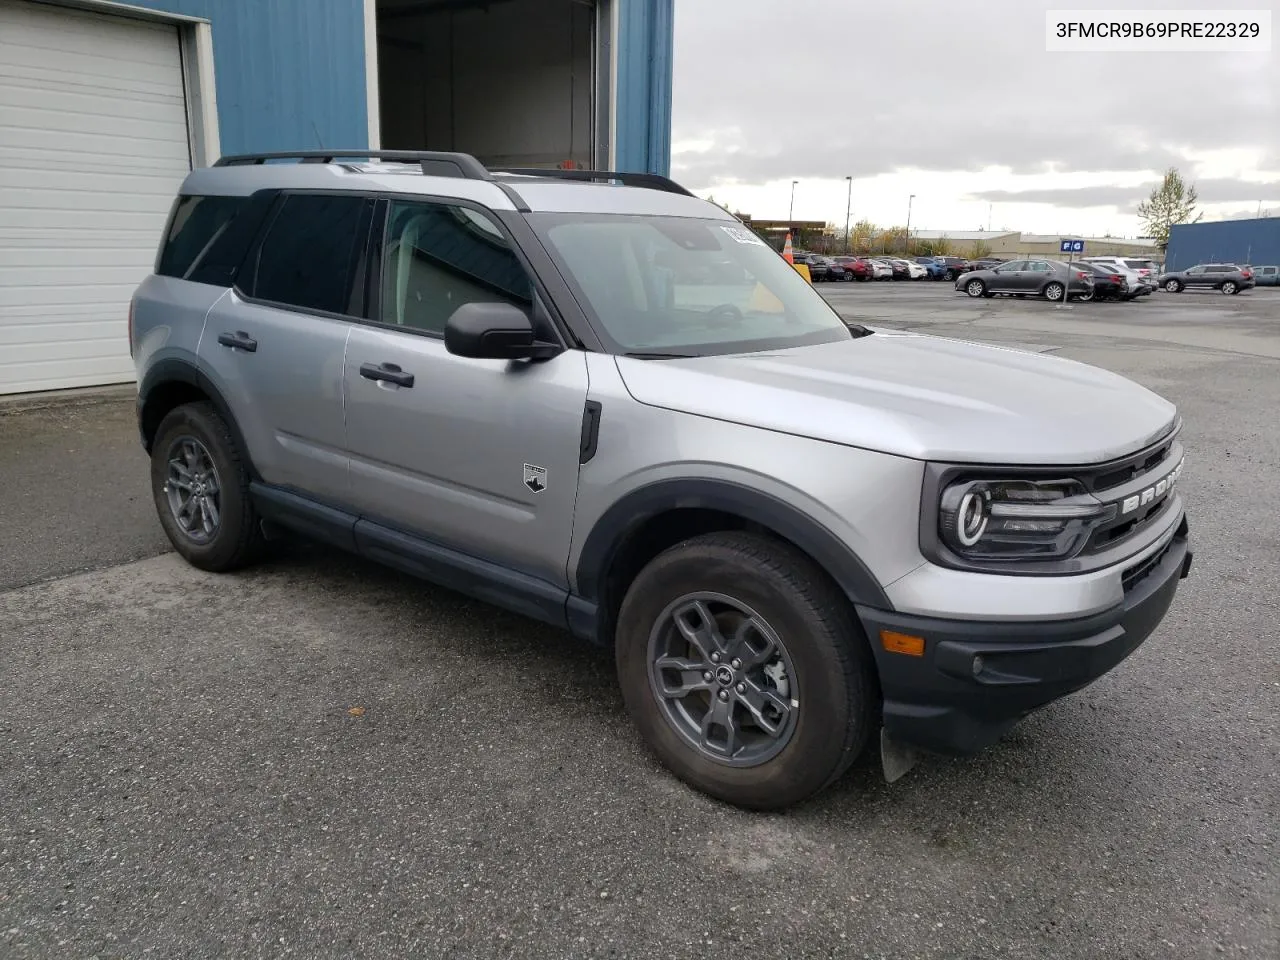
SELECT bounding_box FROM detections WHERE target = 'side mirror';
[444,301,562,360]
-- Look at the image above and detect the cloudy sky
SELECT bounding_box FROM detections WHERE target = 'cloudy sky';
[669,0,1279,238]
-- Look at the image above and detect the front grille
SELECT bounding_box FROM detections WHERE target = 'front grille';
[1090,435,1175,494]
[1121,540,1171,592]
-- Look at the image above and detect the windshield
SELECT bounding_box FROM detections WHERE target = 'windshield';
[528,213,854,356]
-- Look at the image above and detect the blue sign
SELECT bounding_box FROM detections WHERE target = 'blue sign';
[1060,239,1085,253]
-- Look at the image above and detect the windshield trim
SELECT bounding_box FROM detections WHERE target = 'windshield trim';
[524,211,856,358]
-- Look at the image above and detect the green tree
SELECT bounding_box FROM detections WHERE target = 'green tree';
[1137,167,1202,251]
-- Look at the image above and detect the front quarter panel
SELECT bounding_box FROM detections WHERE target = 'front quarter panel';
[568,353,927,601]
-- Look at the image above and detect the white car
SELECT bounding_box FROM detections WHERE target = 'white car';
[889,258,928,279]
[1082,257,1160,293]
[867,259,894,280]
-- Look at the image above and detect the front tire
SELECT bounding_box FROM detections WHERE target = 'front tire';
[616,532,876,810]
[1165,279,1183,292]
[150,401,262,572]
[965,279,986,298]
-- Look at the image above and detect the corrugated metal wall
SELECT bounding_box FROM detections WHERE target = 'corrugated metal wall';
[1166,219,1280,270]
[127,0,370,157]
[615,0,673,175]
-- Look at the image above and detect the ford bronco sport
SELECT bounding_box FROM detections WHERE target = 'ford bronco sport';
[131,151,1193,810]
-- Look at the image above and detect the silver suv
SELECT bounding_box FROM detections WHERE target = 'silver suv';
[131,151,1193,810]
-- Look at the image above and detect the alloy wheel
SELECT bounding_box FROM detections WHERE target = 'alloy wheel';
[647,592,798,767]
[164,436,222,544]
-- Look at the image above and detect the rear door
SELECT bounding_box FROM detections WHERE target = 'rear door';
[341,197,588,588]
[199,192,372,505]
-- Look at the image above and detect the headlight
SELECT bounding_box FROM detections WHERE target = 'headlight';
[937,478,1115,562]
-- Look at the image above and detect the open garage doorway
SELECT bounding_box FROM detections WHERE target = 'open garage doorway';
[375,0,608,170]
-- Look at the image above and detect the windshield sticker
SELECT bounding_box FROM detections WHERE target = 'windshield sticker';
[720,225,765,246]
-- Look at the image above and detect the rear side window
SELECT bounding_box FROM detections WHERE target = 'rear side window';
[157,195,244,279]
[249,194,369,315]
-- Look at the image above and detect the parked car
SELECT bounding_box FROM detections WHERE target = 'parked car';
[1157,263,1255,295]
[830,255,873,281]
[932,256,974,281]
[912,256,948,279]
[969,258,1006,271]
[791,252,827,281]
[1253,265,1279,286]
[865,258,895,280]
[1078,260,1153,299]
[131,149,1193,811]
[1083,256,1162,289]
[1070,261,1129,301]
[879,258,911,280]
[955,258,1095,302]
[889,258,928,280]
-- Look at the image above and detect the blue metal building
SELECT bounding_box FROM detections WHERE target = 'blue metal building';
[1165,218,1280,271]
[122,0,675,175]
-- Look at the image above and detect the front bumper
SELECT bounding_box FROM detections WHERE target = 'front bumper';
[855,518,1192,756]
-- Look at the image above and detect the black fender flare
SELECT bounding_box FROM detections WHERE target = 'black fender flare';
[137,359,257,478]
[574,478,893,611]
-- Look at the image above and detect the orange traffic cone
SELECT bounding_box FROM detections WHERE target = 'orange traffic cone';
[781,231,795,264]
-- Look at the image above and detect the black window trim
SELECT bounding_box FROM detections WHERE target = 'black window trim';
[232,189,377,324]
[352,193,575,349]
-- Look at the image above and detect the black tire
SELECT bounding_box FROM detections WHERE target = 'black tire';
[964,278,986,298]
[615,531,877,810]
[1164,279,1183,293]
[150,401,262,572]
[1044,281,1065,302]
[1221,281,1238,295]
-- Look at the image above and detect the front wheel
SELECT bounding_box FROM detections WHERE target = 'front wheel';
[150,401,262,572]
[965,279,986,298]
[616,532,876,810]
[1164,279,1183,292]
[1044,282,1065,302]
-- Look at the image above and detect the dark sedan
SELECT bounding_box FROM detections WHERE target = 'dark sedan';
[955,258,1094,302]
[1071,261,1129,301]
[1157,263,1255,295]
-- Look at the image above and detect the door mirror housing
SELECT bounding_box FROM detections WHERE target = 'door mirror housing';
[444,302,562,360]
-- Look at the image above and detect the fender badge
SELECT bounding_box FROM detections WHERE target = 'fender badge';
[523,463,547,494]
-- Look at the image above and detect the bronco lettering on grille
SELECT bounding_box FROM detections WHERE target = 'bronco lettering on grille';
[1120,457,1184,515]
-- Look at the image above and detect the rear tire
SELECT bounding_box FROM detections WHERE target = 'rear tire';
[1221,281,1238,295]
[615,531,877,810]
[150,402,262,572]
[1044,281,1065,302]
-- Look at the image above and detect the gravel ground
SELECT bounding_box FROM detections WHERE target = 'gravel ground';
[1,286,1276,959]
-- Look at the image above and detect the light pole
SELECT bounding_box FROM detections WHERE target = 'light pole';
[789,180,798,223]
[844,176,853,254]
[905,194,915,255]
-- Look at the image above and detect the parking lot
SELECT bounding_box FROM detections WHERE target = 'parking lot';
[2,288,1277,959]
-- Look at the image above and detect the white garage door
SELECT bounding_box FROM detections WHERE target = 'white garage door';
[0,0,192,394]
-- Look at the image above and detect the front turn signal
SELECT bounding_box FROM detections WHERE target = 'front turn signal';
[880,630,925,657]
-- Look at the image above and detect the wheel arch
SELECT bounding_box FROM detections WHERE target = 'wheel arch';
[573,479,892,648]
[138,359,257,479]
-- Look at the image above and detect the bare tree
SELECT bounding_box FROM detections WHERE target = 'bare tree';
[1137,168,1202,251]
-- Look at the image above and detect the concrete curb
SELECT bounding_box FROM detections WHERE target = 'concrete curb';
[0,382,136,416]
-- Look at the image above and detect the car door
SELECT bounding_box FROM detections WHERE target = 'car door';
[198,192,372,505]
[341,197,589,589]
[988,260,1026,292]
[1183,265,1207,287]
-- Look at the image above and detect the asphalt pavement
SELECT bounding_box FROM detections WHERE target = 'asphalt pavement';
[1,285,1277,959]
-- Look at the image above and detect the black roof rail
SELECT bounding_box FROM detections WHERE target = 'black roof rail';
[213,150,492,181]
[492,167,695,197]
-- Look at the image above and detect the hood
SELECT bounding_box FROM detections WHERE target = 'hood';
[614,330,1178,465]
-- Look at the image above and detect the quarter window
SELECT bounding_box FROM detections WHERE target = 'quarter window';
[379,200,533,335]
[250,194,368,315]
[157,195,245,280]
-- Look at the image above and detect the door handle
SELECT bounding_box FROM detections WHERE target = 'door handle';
[359,362,414,388]
[217,331,257,352]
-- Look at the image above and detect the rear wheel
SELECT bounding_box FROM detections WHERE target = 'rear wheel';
[965,279,986,298]
[616,532,876,810]
[1044,281,1065,302]
[150,402,262,572]
[1221,280,1238,295]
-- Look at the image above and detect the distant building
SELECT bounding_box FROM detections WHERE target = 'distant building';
[1165,218,1280,270]
[908,231,1160,259]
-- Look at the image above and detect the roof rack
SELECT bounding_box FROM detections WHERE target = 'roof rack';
[213,150,492,181]
[493,167,695,197]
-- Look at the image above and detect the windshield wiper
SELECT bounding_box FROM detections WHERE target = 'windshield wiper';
[622,350,698,359]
